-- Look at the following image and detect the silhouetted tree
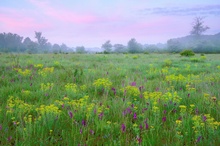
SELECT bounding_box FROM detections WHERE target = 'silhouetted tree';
[76,46,86,53]
[35,31,48,52]
[190,17,209,36]
[113,44,127,53]
[127,38,142,53]
[102,40,112,53]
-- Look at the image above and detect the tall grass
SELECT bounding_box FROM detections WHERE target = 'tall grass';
[0,53,220,145]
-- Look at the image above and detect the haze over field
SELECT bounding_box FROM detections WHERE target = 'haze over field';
[0,0,220,47]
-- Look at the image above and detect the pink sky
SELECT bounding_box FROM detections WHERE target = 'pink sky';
[0,0,219,47]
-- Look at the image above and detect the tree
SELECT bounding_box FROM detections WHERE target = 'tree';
[0,32,23,52]
[76,46,86,54]
[102,40,112,53]
[52,44,61,53]
[167,39,183,53]
[35,31,48,51]
[127,38,142,53]
[113,44,127,53]
[190,17,209,36]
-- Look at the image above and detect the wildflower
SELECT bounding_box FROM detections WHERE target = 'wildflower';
[121,124,126,133]
[139,124,143,130]
[126,107,132,114]
[111,87,116,95]
[162,117,166,123]
[0,124,2,130]
[176,120,182,125]
[107,121,111,124]
[196,136,202,143]
[145,123,149,130]
[8,136,12,141]
[163,110,167,114]
[90,130,94,135]
[82,120,86,127]
[130,82,136,86]
[133,123,138,127]
[136,136,142,144]
[99,112,104,120]
[203,116,207,122]
[133,113,137,120]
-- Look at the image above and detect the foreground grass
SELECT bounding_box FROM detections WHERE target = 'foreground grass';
[0,53,220,145]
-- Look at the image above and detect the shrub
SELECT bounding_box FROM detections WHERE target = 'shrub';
[180,50,195,57]
[190,57,200,62]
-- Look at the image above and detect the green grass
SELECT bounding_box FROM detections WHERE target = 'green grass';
[0,53,220,145]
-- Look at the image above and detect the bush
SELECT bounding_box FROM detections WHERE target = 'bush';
[180,50,195,57]
[190,57,200,62]
[143,51,149,54]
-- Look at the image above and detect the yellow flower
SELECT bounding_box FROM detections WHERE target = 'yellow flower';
[133,123,138,127]
[176,120,182,125]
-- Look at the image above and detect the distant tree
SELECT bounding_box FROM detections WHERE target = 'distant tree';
[102,40,112,53]
[190,17,209,36]
[127,38,142,53]
[35,31,48,51]
[167,39,182,53]
[0,32,23,52]
[52,43,61,53]
[113,44,127,53]
[60,43,68,52]
[76,46,86,54]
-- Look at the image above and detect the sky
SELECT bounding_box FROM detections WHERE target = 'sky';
[0,0,220,47]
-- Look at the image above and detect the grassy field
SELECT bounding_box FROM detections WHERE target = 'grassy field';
[0,53,220,145]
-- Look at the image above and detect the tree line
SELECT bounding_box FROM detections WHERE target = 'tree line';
[1,17,219,54]
[0,32,73,53]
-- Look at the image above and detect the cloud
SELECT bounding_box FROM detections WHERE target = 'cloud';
[0,8,51,35]
[140,5,220,16]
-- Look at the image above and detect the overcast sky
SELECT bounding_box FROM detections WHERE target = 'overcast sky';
[0,0,220,47]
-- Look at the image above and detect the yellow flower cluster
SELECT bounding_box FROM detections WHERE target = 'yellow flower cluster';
[14,68,31,76]
[144,91,162,102]
[65,83,78,93]
[38,67,54,76]
[192,114,220,137]
[203,114,220,130]
[41,83,54,91]
[122,85,140,97]
[80,85,87,91]
[55,95,95,119]
[162,91,182,104]
[54,61,60,66]
[179,105,187,114]
[165,74,186,82]
[22,90,31,96]
[23,115,34,124]
[161,67,169,74]
[55,96,89,109]
[93,78,112,89]
[6,96,33,114]
[36,104,61,115]
[34,64,43,68]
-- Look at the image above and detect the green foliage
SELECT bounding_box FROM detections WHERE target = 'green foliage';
[143,51,149,54]
[180,50,195,57]
[0,53,220,145]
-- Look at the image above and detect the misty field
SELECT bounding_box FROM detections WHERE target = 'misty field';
[0,53,220,145]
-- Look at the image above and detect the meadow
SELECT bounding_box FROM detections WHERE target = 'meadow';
[0,53,220,145]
